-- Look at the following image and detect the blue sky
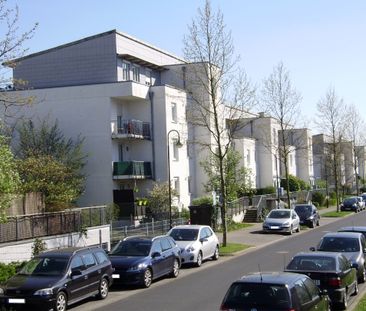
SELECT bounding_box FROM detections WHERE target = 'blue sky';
[10,0,366,130]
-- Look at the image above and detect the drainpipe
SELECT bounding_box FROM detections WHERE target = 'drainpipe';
[149,91,156,180]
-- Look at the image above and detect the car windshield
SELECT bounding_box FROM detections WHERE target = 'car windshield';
[109,240,152,257]
[294,205,312,215]
[344,198,357,204]
[287,256,336,271]
[319,237,360,252]
[268,210,290,219]
[19,257,68,276]
[169,228,199,241]
[223,283,290,309]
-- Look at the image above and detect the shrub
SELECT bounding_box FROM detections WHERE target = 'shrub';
[0,262,26,284]
[312,192,325,207]
[256,186,275,195]
[191,196,213,206]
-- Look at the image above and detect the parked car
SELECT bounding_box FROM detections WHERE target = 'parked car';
[294,203,320,228]
[357,196,365,210]
[168,225,219,267]
[311,232,366,283]
[109,235,181,288]
[0,246,113,311]
[219,272,330,311]
[285,251,358,309]
[361,193,366,204]
[338,226,366,239]
[262,208,300,235]
[340,196,363,212]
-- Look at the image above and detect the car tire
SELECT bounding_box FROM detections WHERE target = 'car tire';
[358,268,366,283]
[296,225,300,233]
[316,218,320,226]
[288,226,293,235]
[340,292,348,310]
[97,277,109,299]
[170,259,180,278]
[54,291,67,311]
[143,268,152,288]
[212,246,219,260]
[196,251,203,267]
[310,220,315,228]
[353,281,359,296]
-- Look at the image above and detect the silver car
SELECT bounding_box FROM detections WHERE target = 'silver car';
[168,225,219,267]
[262,208,300,235]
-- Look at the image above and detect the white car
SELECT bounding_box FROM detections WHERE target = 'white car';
[262,208,300,235]
[357,196,365,210]
[168,225,219,267]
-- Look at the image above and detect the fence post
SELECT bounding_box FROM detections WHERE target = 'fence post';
[146,223,149,236]
[152,218,154,235]
[124,226,127,237]
[15,217,18,241]
[89,208,92,227]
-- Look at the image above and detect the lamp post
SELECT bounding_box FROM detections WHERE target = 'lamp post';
[167,129,183,229]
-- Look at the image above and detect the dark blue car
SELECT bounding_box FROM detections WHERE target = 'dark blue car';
[109,235,181,288]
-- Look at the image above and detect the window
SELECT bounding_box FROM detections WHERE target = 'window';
[122,62,130,80]
[171,102,177,122]
[95,251,109,264]
[160,238,172,252]
[246,149,251,165]
[145,69,152,86]
[273,128,277,145]
[151,240,162,254]
[70,256,85,271]
[173,142,179,160]
[131,65,140,82]
[174,177,180,195]
[82,253,96,268]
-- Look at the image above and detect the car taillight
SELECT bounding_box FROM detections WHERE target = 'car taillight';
[328,277,341,287]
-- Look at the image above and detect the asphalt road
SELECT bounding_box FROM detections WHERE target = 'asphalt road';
[70,210,366,311]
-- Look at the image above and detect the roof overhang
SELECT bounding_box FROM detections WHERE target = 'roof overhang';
[118,54,167,71]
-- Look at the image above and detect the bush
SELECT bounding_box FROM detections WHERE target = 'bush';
[256,186,275,195]
[191,196,213,206]
[0,262,26,284]
[312,192,325,207]
[313,201,319,208]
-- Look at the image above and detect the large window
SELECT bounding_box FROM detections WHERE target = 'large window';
[171,102,177,122]
[131,65,140,82]
[122,62,130,80]
[174,177,180,195]
[173,142,179,160]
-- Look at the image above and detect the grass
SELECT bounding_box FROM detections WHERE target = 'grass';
[220,243,252,256]
[321,211,352,217]
[353,293,366,311]
[217,222,254,233]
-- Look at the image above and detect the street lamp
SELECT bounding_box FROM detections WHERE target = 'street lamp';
[167,129,183,229]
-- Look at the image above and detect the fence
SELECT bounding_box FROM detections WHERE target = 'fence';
[0,206,109,243]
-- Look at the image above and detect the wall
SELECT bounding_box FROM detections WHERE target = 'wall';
[0,225,110,264]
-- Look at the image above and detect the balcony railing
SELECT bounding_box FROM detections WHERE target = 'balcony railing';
[111,119,151,140]
[113,161,152,179]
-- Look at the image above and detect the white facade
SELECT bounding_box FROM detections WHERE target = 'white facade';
[233,137,257,188]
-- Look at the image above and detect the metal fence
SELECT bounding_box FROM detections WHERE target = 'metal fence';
[0,206,109,243]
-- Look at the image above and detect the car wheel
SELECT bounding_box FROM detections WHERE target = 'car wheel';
[288,226,293,235]
[170,259,180,278]
[196,251,203,267]
[296,224,300,233]
[340,292,348,310]
[54,291,67,311]
[353,281,359,296]
[143,268,152,288]
[310,220,315,228]
[97,277,109,299]
[358,268,366,283]
[212,246,219,260]
[316,218,320,226]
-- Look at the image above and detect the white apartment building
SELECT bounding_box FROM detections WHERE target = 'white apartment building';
[9,30,202,211]
[233,137,257,188]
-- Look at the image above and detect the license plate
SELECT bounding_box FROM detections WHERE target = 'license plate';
[8,298,25,304]
[112,274,120,279]
[314,280,320,285]
[270,226,280,229]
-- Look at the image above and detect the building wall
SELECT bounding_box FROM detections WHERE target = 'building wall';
[233,137,257,188]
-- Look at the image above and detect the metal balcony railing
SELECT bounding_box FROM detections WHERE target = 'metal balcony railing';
[111,119,151,139]
[113,161,152,179]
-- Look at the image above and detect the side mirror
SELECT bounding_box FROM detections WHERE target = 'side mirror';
[320,289,328,296]
[200,238,208,243]
[151,252,161,258]
[351,262,359,269]
[71,269,82,277]
[309,247,316,252]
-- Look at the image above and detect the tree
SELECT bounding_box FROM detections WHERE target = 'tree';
[0,135,19,221]
[315,87,347,211]
[260,62,302,207]
[183,0,255,246]
[146,182,178,220]
[0,0,38,132]
[16,119,86,211]
[200,148,253,202]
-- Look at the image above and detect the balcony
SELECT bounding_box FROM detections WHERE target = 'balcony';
[113,161,152,179]
[111,119,151,140]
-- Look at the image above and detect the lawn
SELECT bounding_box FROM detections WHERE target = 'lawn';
[321,211,352,217]
[217,222,254,233]
[220,243,252,256]
[353,294,366,311]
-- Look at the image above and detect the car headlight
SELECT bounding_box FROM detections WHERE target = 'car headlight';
[307,215,314,220]
[34,288,53,296]
[282,221,290,226]
[127,263,147,272]
[187,246,195,252]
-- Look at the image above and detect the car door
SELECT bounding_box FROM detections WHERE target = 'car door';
[291,210,300,230]
[204,227,216,257]
[80,252,101,294]
[302,277,328,311]
[338,255,357,296]
[150,238,166,278]
[199,227,212,259]
[67,255,89,301]
[160,237,175,275]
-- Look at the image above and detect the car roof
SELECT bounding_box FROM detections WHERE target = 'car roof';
[39,246,103,258]
[270,208,291,212]
[294,204,313,206]
[171,225,208,230]
[322,232,363,239]
[339,226,366,233]
[236,272,307,285]
[292,251,342,259]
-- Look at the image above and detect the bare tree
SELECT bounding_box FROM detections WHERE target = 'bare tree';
[315,87,347,211]
[260,62,302,207]
[183,0,255,246]
[0,0,38,132]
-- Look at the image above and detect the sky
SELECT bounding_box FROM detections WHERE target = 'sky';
[7,0,366,131]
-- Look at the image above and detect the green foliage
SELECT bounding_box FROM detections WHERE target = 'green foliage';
[313,201,319,208]
[31,238,47,257]
[281,175,310,192]
[105,203,120,223]
[0,136,20,221]
[191,196,213,206]
[0,261,26,284]
[315,179,327,189]
[312,192,325,207]
[201,148,253,202]
[256,186,276,195]
[16,119,87,211]
[180,208,190,220]
[147,182,177,215]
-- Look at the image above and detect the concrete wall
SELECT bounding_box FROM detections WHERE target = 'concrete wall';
[0,225,110,264]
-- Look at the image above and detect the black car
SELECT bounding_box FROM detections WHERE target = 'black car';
[294,203,320,228]
[0,246,113,311]
[285,251,358,309]
[311,232,366,283]
[109,235,181,288]
[220,272,329,311]
[340,197,362,212]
